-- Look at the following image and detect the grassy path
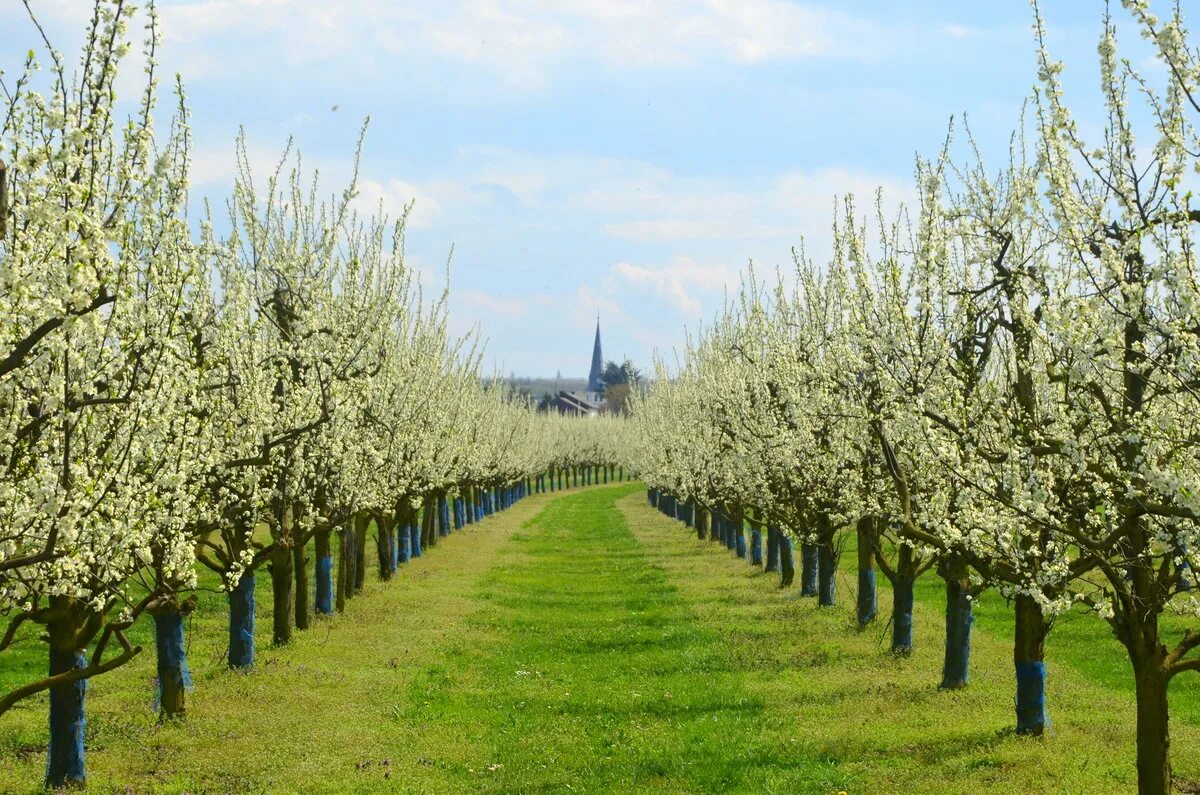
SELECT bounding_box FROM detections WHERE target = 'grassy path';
[2,483,1198,792]
[402,482,843,793]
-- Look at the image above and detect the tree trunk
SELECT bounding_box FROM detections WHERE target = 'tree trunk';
[293,536,310,631]
[696,506,708,540]
[269,545,294,646]
[766,526,781,572]
[335,526,350,613]
[779,534,796,587]
[376,515,394,581]
[1014,593,1050,736]
[152,600,194,720]
[397,506,413,564]
[421,499,436,550]
[410,511,423,557]
[315,528,333,615]
[891,543,916,655]
[939,553,973,689]
[818,542,837,607]
[856,516,877,626]
[228,572,256,666]
[1132,649,1172,795]
[45,631,87,788]
[44,610,89,792]
[800,543,819,596]
[354,513,369,593]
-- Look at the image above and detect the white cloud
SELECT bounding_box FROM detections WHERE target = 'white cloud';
[354,178,443,229]
[30,0,900,90]
[939,23,981,39]
[458,289,550,319]
[578,165,914,261]
[352,176,518,229]
[612,257,738,315]
[576,284,624,324]
[604,219,793,242]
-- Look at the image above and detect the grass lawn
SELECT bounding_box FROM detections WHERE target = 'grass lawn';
[1,482,1196,792]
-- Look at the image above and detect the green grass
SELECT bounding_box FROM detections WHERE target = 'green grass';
[644,499,1200,792]
[0,483,1197,792]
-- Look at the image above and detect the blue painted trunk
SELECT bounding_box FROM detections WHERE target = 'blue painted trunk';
[389,531,398,572]
[940,581,974,689]
[154,611,192,710]
[454,498,464,530]
[765,526,780,572]
[227,573,255,668]
[750,529,763,565]
[818,545,837,607]
[892,575,915,654]
[1015,660,1048,734]
[439,496,450,536]
[856,569,876,626]
[800,543,819,596]
[410,523,422,558]
[398,525,412,564]
[735,531,747,559]
[46,648,87,788]
[315,555,334,615]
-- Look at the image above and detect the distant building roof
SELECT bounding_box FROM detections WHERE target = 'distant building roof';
[547,390,602,416]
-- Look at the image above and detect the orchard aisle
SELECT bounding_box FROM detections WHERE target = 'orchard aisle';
[402,482,842,793]
[5,483,1188,793]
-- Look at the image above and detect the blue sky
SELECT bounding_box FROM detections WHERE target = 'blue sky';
[5,1,1163,377]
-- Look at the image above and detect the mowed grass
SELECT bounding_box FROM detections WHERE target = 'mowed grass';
[0,482,1196,792]
[625,493,1200,793]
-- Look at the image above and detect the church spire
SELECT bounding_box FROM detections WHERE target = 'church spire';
[587,316,604,398]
